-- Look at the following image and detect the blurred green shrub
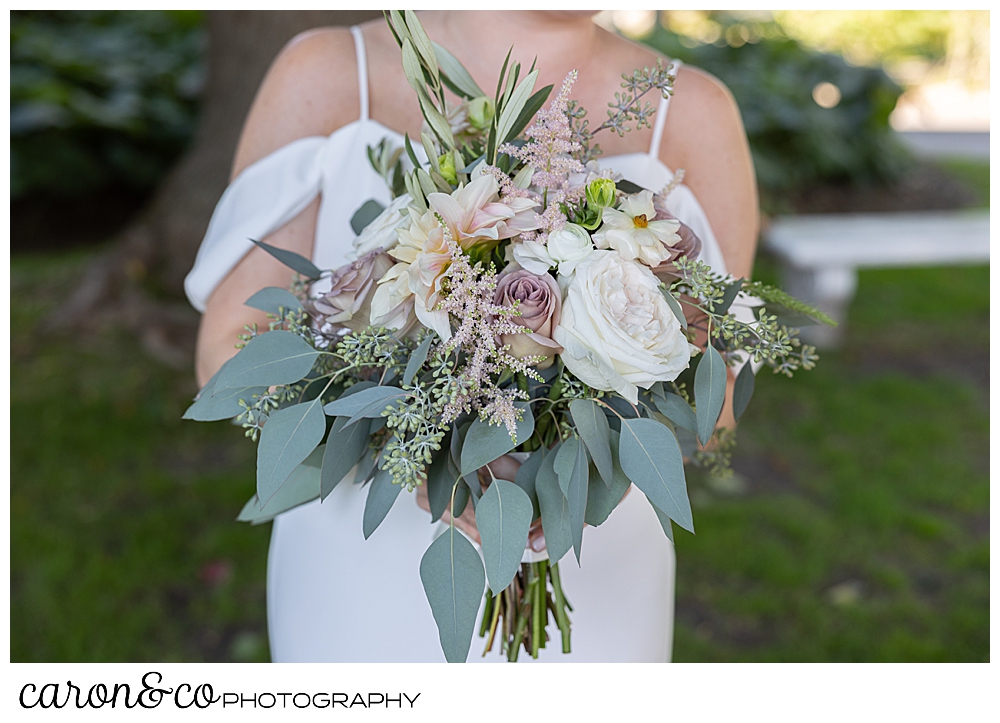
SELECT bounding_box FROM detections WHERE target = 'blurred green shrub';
[641,15,912,210]
[10,10,204,199]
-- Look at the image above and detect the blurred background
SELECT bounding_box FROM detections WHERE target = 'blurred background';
[11,10,988,662]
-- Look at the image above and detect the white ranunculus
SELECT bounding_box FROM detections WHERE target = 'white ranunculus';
[545,223,595,276]
[511,223,595,278]
[553,250,692,404]
[511,239,555,275]
[347,193,412,261]
[592,190,681,267]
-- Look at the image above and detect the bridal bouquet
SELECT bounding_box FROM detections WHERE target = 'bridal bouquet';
[185,11,831,662]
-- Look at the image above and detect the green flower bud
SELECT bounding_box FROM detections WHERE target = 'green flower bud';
[467,96,495,131]
[586,178,617,209]
[437,152,458,185]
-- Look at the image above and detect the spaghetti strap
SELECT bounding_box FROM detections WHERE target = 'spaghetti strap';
[350,26,370,121]
[648,59,682,159]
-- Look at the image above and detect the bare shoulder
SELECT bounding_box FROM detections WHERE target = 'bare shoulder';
[232,26,362,177]
[665,65,747,167]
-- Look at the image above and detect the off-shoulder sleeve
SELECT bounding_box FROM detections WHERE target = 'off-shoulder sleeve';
[183,135,331,312]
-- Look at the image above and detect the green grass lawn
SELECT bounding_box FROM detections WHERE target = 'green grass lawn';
[10,162,989,663]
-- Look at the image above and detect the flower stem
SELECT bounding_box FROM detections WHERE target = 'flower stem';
[549,562,572,654]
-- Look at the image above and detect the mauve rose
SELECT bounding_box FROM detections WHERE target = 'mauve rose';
[651,206,702,282]
[311,251,395,332]
[494,268,563,369]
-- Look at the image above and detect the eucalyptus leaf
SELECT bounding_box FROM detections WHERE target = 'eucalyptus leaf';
[425,444,455,523]
[514,448,544,520]
[476,479,533,593]
[661,288,688,332]
[323,385,407,423]
[403,334,435,386]
[420,525,486,663]
[716,278,744,315]
[652,392,699,435]
[244,287,303,316]
[615,179,644,195]
[495,69,538,150]
[320,416,370,500]
[459,403,534,476]
[452,478,470,518]
[585,431,631,527]
[648,497,675,542]
[618,418,693,533]
[695,344,727,446]
[353,441,378,485]
[257,398,327,503]
[567,436,590,563]
[214,330,319,391]
[553,437,579,498]
[349,198,385,236]
[569,399,613,487]
[250,239,322,281]
[733,361,755,422]
[675,426,699,461]
[237,457,321,525]
[432,42,485,99]
[183,361,265,422]
[535,442,573,564]
[362,467,402,539]
[450,420,470,472]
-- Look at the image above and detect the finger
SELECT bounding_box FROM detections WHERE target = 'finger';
[528,528,546,552]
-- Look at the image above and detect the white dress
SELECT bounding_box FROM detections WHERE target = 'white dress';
[185,27,733,663]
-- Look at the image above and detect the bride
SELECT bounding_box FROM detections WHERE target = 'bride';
[186,11,758,662]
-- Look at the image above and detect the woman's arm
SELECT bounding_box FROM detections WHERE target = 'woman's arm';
[194,28,360,387]
[661,67,759,431]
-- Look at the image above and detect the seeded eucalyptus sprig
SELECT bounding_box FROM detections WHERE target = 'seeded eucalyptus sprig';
[667,256,830,376]
[567,59,677,164]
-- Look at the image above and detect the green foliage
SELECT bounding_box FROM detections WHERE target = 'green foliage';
[640,17,911,208]
[362,468,402,539]
[534,441,573,564]
[10,10,204,199]
[694,344,727,446]
[475,480,534,594]
[419,525,485,663]
[459,405,534,477]
[618,418,693,532]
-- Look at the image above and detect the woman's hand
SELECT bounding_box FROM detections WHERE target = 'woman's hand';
[414,455,546,552]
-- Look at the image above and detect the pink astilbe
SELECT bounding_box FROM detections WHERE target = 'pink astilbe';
[500,71,586,191]
[434,222,543,439]
[497,71,587,244]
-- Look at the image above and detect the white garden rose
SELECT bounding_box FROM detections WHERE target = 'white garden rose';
[553,250,692,404]
[347,193,412,260]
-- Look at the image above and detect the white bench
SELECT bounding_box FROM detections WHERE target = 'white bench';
[762,211,990,346]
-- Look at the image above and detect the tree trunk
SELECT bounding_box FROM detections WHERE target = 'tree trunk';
[50,10,382,369]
